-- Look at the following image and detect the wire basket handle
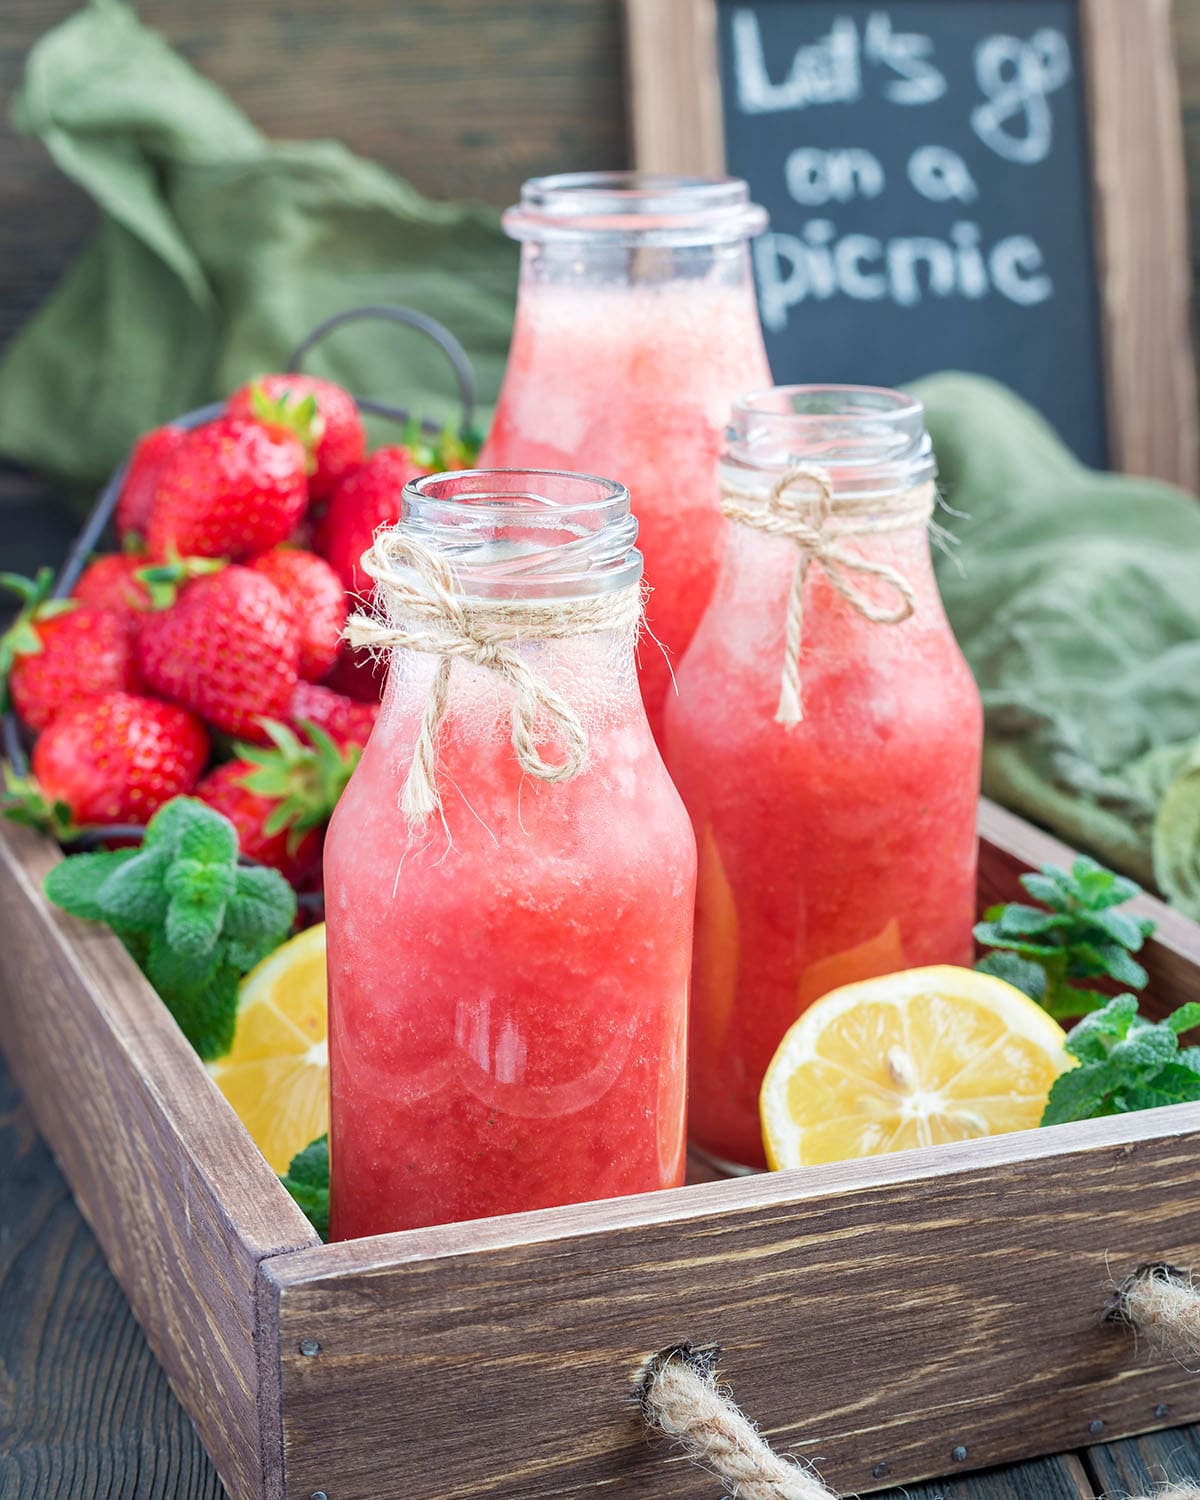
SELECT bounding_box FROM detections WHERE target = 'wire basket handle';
[286,304,477,437]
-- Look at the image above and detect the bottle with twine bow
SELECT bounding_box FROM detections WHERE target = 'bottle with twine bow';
[323,468,696,1240]
[663,386,984,1174]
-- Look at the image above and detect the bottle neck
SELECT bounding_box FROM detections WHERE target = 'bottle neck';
[517,235,759,292]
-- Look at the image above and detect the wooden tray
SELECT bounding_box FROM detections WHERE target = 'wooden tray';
[2,800,1199,1500]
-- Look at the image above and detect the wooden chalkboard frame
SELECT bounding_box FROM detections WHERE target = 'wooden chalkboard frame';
[624,0,1200,494]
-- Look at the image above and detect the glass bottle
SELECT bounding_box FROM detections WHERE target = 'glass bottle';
[324,469,696,1238]
[479,172,771,742]
[664,387,983,1172]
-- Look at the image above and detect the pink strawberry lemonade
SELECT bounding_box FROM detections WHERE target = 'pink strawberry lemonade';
[323,471,696,1239]
[480,173,771,740]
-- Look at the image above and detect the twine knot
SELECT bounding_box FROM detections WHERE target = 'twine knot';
[720,465,935,726]
[639,1344,835,1500]
[344,527,641,825]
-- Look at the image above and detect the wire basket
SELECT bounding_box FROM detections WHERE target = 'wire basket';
[2,304,478,874]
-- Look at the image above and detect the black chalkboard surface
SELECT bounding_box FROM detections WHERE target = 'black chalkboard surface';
[716,0,1108,467]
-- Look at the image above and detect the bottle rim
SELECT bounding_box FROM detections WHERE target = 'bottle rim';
[502,171,769,247]
[400,468,643,600]
[726,384,937,498]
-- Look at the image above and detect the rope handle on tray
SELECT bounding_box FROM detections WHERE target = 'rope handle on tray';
[639,1266,1200,1500]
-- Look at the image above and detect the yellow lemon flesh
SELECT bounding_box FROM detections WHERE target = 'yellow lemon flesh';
[208,923,329,1173]
[760,965,1072,1171]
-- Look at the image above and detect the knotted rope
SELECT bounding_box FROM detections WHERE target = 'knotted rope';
[719,467,936,725]
[344,527,642,824]
[1115,1265,1200,1364]
[639,1344,835,1499]
[641,1269,1200,1499]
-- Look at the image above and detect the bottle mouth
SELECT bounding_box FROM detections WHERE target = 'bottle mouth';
[727,385,936,498]
[502,171,768,247]
[401,469,642,600]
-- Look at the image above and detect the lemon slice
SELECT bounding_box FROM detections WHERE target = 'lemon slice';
[760,965,1072,1170]
[208,923,329,1173]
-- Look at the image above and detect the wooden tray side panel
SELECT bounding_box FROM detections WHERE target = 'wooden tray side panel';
[266,1104,1200,1500]
[0,822,319,1500]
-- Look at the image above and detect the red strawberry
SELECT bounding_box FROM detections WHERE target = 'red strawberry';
[145,416,309,562]
[73,555,153,619]
[2,570,142,731]
[315,446,428,592]
[290,680,380,750]
[195,720,358,883]
[137,566,300,743]
[115,425,184,543]
[246,547,346,682]
[227,375,366,501]
[321,647,385,703]
[29,692,209,827]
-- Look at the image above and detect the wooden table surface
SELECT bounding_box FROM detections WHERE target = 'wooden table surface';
[1,1051,1198,1500]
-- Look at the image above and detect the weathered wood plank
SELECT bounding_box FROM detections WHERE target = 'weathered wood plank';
[0,1052,226,1500]
[0,821,317,1500]
[263,1096,1200,1499]
[892,1453,1095,1500]
[1081,0,1200,491]
[1085,1423,1200,1496]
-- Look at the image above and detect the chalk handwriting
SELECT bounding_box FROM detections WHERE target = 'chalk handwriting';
[971,28,1072,164]
[863,13,947,104]
[731,10,860,112]
[785,147,886,205]
[907,145,978,203]
[754,221,1054,330]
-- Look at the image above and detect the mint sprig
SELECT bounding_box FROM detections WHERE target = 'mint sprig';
[1042,996,1200,1125]
[280,1133,329,1239]
[43,797,296,1059]
[974,855,1155,1019]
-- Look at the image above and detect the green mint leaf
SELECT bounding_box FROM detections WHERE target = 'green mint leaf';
[1115,1063,1200,1112]
[972,922,1062,958]
[43,849,140,923]
[1019,872,1074,912]
[145,933,239,1060]
[1041,1063,1117,1126]
[221,865,297,964]
[142,796,208,856]
[993,905,1074,938]
[94,846,172,930]
[1178,1046,1200,1074]
[1071,941,1148,991]
[174,805,239,868]
[1167,1002,1200,1036]
[1109,1021,1179,1073]
[280,1134,329,1239]
[1087,908,1149,950]
[1042,986,1109,1021]
[975,950,1048,1002]
[1064,995,1140,1062]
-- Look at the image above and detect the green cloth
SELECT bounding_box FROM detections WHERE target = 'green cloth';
[0,0,518,492]
[915,372,1200,919]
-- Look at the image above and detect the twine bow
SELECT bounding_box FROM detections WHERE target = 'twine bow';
[720,466,936,726]
[344,527,641,825]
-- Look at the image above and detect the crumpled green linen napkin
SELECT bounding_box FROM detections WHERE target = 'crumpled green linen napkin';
[914,372,1200,918]
[0,0,518,491]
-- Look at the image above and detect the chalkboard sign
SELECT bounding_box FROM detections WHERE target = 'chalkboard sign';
[624,0,1198,490]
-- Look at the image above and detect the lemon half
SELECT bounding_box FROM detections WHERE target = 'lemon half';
[760,965,1072,1171]
[208,923,329,1172]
